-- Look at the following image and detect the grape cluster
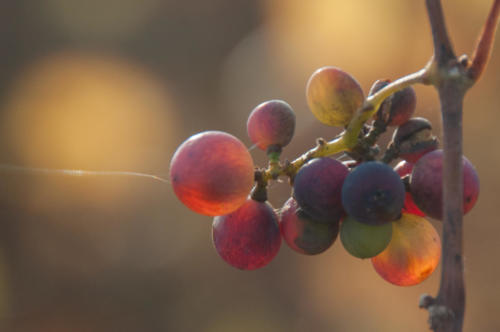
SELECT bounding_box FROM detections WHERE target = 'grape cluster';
[170,66,479,286]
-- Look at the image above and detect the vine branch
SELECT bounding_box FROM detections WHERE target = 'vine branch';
[426,0,456,65]
[421,1,500,331]
[468,0,500,81]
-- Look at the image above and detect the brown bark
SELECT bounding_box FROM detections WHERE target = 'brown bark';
[420,1,500,331]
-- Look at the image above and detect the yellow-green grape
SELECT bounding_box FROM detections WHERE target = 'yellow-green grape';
[306,66,364,127]
[340,216,393,259]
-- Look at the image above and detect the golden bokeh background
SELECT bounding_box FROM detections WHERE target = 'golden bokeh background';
[0,1,498,331]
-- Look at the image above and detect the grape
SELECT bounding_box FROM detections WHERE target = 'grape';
[371,213,441,286]
[340,216,393,259]
[394,161,425,217]
[212,199,281,270]
[306,66,364,127]
[410,149,480,220]
[293,157,349,222]
[170,131,254,216]
[279,198,339,255]
[341,161,405,225]
[247,100,295,151]
[368,79,416,126]
[392,117,438,163]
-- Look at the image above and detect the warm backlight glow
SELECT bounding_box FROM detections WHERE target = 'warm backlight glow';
[170,131,254,216]
[306,67,364,127]
[1,52,176,208]
[371,213,441,286]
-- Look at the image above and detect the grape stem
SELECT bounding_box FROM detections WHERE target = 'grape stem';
[349,119,387,161]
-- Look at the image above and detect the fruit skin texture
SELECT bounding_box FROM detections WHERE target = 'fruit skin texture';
[371,213,441,286]
[212,199,281,270]
[392,117,437,163]
[394,161,425,217]
[410,149,480,220]
[306,66,364,127]
[280,198,339,255]
[293,157,349,223]
[247,100,296,151]
[341,161,405,225]
[170,131,254,216]
[340,216,393,259]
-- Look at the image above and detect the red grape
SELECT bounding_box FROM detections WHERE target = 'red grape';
[369,79,416,126]
[170,131,254,216]
[247,100,295,151]
[212,199,281,270]
[293,158,349,222]
[394,161,425,217]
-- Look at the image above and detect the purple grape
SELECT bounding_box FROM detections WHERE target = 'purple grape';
[280,198,339,255]
[293,158,349,223]
[369,79,416,126]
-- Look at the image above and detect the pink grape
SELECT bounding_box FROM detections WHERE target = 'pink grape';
[410,149,480,220]
[170,131,254,216]
[247,100,295,151]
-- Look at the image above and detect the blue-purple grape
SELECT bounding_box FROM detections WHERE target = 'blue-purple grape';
[342,161,405,225]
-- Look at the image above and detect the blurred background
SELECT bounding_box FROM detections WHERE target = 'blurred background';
[0,0,498,331]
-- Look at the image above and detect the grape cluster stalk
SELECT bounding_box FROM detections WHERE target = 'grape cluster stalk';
[169,1,500,331]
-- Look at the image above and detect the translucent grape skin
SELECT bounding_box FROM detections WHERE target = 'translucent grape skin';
[394,161,425,217]
[372,213,441,286]
[212,198,281,270]
[341,161,405,225]
[340,215,393,259]
[247,100,296,151]
[410,149,480,220]
[170,131,254,216]
[280,198,339,255]
[293,157,349,223]
[306,66,364,127]
[369,79,417,126]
